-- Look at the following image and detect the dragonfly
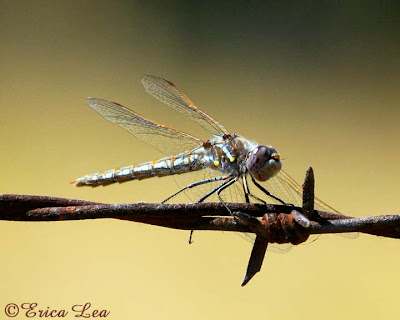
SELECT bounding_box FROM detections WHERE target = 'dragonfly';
[73,74,349,245]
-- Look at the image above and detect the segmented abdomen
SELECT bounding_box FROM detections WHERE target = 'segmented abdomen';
[73,151,203,187]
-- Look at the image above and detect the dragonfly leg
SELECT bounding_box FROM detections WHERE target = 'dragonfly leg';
[251,176,287,205]
[188,230,194,244]
[162,176,228,203]
[242,174,268,204]
[190,178,236,242]
[249,193,267,204]
[241,174,250,204]
[197,178,233,202]
[216,177,238,214]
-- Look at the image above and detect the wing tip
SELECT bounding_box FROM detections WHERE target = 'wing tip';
[141,73,153,83]
[86,96,96,107]
[141,73,170,87]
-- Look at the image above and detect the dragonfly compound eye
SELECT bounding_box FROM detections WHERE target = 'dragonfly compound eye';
[247,145,282,181]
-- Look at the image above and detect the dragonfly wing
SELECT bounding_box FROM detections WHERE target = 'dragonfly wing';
[86,97,202,155]
[252,170,359,239]
[141,74,228,136]
[236,232,294,254]
[235,169,360,252]
[273,170,342,213]
[249,170,343,213]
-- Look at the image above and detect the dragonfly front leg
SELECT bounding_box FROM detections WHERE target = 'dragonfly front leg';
[250,176,287,205]
[242,174,250,204]
[242,174,268,204]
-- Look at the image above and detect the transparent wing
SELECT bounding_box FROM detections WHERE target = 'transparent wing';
[253,170,359,239]
[141,74,228,136]
[255,170,341,213]
[235,169,360,253]
[236,232,294,254]
[86,97,202,155]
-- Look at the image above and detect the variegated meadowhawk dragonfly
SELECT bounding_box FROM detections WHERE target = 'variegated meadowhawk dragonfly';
[73,74,352,247]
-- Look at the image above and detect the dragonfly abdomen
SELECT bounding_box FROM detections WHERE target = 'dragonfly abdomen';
[73,152,203,187]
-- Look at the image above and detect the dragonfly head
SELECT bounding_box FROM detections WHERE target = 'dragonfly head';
[247,145,281,181]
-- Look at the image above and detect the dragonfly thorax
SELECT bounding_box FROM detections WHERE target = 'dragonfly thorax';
[202,135,251,176]
[246,145,281,181]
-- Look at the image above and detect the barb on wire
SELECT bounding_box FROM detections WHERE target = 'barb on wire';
[0,167,398,286]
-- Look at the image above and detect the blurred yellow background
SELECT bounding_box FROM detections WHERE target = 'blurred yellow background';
[1,1,399,319]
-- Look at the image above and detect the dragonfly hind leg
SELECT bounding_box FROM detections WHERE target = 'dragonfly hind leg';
[197,177,234,202]
[188,177,237,244]
[162,175,230,244]
[161,175,229,203]
[216,178,238,214]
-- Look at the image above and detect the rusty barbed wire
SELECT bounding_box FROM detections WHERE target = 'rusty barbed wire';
[1,194,398,238]
[0,168,398,285]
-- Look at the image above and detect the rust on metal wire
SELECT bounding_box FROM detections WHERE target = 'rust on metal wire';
[2,197,397,238]
[302,167,315,219]
[0,167,399,286]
